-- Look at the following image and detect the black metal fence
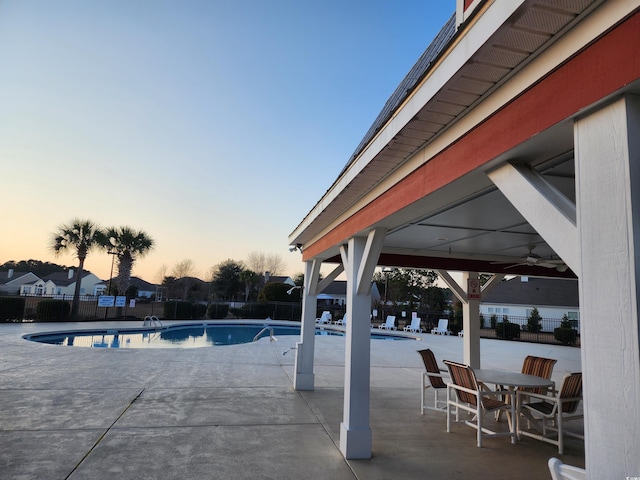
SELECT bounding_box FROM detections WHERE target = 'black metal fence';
[1,295,579,347]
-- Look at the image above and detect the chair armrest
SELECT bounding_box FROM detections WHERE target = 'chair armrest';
[517,387,560,400]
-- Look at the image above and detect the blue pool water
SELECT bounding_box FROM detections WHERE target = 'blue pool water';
[24,323,412,349]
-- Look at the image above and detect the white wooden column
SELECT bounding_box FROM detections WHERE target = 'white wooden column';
[293,260,320,391]
[437,271,503,368]
[461,272,480,368]
[339,228,385,459]
[574,95,640,478]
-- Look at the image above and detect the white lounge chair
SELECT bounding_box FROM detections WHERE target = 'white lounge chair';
[333,316,346,325]
[431,319,451,335]
[403,316,422,333]
[315,311,332,324]
[548,457,586,480]
[377,315,397,330]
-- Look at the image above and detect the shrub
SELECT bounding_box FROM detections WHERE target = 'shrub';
[36,300,70,322]
[554,314,577,345]
[495,319,520,340]
[191,303,207,319]
[527,307,543,333]
[207,303,230,319]
[0,297,25,322]
[490,313,498,329]
[479,313,485,329]
[163,300,192,319]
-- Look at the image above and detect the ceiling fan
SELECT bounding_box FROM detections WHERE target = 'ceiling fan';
[499,246,568,272]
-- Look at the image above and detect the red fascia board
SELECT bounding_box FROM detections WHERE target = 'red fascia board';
[303,12,640,261]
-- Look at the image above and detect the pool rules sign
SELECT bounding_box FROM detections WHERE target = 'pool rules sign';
[468,278,481,300]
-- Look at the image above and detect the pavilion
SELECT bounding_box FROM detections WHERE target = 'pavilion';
[288,0,640,477]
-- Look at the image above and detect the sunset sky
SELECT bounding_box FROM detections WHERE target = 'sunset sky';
[0,1,453,282]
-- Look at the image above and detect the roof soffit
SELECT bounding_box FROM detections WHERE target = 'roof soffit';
[289,0,604,248]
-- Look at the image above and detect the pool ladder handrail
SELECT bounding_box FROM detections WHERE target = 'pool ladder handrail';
[143,315,163,328]
[253,326,277,342]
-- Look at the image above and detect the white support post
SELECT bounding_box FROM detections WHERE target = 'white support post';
[574,95,640,478]
[339,229,385,459]
[436,269,483,369]
[294,260,321,391]
[462,272,480,369]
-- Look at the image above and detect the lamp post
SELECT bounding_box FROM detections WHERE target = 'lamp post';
[105,237,118,319]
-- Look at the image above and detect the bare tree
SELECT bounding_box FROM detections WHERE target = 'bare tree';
[247,251,285,276]
[171,259,198,279]
[265,253,285,276]
[155,264,168,284]
[246,251,266,275]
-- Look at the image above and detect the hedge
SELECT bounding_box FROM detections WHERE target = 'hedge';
[0,297,25,322]
[36,299,70,322]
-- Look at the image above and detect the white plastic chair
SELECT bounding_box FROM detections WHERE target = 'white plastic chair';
[431,319,450,335]
[377,315,397,330]
[403,316,422,333]
[548,457,586,480]
[315,311,332,324]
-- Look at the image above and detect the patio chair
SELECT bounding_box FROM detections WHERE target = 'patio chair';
[497,354,557,421]
[517,372,583,454]
[431,319,451,335]
[418,349,448,413]
[403,316,422,333]
[548,457,586,480]
[520,355,557,395]
[315,311,332,324]
[443,360,516,447]
[377,315,397,330]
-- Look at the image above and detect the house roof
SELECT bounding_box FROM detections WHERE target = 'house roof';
[482,277,579,308]
[41,270,96,287]
[129,276,157,291]
[0,271,32,284]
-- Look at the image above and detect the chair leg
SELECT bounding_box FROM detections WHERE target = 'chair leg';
[421,375,426,415]
[477,404,482,447]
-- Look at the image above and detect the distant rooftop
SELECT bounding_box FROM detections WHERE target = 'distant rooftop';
[482,277,579,307]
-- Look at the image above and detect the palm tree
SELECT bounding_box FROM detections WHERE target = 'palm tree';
[50,218,105,321]
[104,227,154,297]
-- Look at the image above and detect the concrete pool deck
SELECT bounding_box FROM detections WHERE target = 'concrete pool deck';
[0,321,584,479]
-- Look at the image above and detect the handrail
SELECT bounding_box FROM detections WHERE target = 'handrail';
[143,315,163,328]
[253,326,277,342]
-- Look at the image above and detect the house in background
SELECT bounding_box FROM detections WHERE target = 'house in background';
[480,276,579,326]
[128,276,158,298]
[317,280,381,307]
[21,269,106,297]
[0,270,40,294]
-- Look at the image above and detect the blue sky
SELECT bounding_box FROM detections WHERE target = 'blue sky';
[0,0,454,282]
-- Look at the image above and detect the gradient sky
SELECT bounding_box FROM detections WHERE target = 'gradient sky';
[0,0,454,282]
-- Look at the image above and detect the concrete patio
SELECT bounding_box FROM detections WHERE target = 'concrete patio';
[0,321,583,479]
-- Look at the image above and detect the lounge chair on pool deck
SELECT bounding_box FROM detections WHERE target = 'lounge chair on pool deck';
[431,319,451,335]
[403,316,422,333]
[377,315,397,330]
[316,311,332,324]
[333,316,346,325]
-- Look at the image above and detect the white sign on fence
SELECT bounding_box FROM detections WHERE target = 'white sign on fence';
[98,296,115,307]
[115,296,127,307]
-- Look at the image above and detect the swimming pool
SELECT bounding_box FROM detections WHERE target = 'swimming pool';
[23,322,414,349]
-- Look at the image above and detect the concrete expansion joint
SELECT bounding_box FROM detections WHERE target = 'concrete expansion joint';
[63,388,146,479]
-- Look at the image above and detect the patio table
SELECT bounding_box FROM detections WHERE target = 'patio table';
[475,369,554,434]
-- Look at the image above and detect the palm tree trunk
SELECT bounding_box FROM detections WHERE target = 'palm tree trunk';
[70,257,85,321]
